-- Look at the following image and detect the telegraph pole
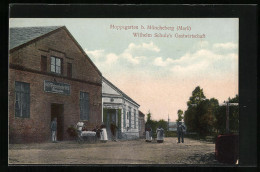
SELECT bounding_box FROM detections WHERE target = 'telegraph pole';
[223,101,238,133]
[226,102,230,133]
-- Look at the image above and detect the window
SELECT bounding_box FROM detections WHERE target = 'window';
[51,56,61,74]
[80,92,89,120]
[123,108,126,128]
[15,81,30,118]
[129,108,131,128]
[67,62,72,78]
[139,120,141,131]
[134,109,136,129]
[41,56,47,72]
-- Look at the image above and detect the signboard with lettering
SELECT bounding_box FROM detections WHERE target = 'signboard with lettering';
[44,80,70,95]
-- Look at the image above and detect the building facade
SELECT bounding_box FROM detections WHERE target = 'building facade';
[9,26,102,143]
[138,111,145,138]
[102,77,140,140]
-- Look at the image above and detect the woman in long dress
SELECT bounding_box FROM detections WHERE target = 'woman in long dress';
[100,124,108,143]
[156,126,164,143]
[145,127,153,142]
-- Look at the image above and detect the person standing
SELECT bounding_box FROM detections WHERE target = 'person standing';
[51,118,57,143]
[145,127,153,142]
[177,122,185,143]
[156,125,164,143]
[100,123,108,142]
[110,122,118,141]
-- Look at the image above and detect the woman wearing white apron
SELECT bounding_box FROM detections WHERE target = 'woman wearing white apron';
[156,126,164,143]
[145,127,153,142]
[100,124,108,143]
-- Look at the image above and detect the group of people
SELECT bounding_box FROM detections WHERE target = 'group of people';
[75,121,119,142]
[145,125,165,143]
[50,118,110,143]
[76,122,109,142]
[51,118,186,143]
[145,122,186,143]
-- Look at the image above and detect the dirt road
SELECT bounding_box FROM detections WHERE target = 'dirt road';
[9,137,221,165]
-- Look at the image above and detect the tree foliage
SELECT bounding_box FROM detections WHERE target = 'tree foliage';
[187,86,206,107]
[145,111,168,137]
[214,94,239,134]
[184,86,239,136]
[184,86,219,136]
[176,109,184,122]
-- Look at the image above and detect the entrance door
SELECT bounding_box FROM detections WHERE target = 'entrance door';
[51,103,64,141]
[106,109,117,140]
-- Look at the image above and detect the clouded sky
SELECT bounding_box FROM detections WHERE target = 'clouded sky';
[10,18,238,121]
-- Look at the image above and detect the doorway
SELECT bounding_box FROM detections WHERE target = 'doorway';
[51,103,64,141]
[105,109,117,140]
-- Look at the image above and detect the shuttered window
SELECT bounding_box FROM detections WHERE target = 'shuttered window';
[41,56,47,72]
[123,108,126,128]
[80,92,89,120]
[134,110,136,129]
[67,63,72,78]
[129,108,131,128]
[51,56,61,74]
[15,81,30,118]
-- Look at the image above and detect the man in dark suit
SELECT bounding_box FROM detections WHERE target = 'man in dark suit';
[177,122,185,143]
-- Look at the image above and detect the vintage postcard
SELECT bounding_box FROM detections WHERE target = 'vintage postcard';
[8,17,239,165]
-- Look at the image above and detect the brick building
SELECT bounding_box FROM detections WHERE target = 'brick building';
[9,26,102,143]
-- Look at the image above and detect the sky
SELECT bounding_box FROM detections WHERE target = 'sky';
[9,18,239,121]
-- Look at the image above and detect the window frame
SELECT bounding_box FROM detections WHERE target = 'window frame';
[80,91,90,121]
[123,108,126,128]
[129,107,131,128]
[134,109,136,129]
[15,81,30,118]
[41,55,47,72]
[67,62,72,78]
[51,56,62,74]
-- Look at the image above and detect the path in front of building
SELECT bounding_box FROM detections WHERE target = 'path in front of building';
[9,137,223,165]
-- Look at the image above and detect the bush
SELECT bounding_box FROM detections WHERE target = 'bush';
[165,131,177,137]
[67,125,78,138]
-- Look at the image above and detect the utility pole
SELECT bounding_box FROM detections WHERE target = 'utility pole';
[223,101,239,133]
[225,101,230,133]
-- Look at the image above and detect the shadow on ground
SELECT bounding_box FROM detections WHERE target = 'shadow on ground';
[186,152,220,164]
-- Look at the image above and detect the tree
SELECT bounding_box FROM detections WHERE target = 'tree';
[176,109,184,122]
[184,106,197,132]
[214,95,239,134]
[184,86,219,136]
[145,111,169,137]
[145,111,157,136]
[187,86,206,108]
[158,119,168,131]
[146,110,151,122]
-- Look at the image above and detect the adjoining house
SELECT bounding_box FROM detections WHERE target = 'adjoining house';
[138,111,145,138]
[168,121,187,132]
[102,77,140,140]
[168,122,177,131]
[9,26,102,143]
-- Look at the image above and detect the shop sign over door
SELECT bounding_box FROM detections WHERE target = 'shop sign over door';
[44,80,70,95]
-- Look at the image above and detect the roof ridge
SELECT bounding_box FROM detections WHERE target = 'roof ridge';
[10,26,64,29]
[102,76,140,106]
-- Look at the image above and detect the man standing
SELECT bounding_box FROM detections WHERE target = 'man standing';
[177,122,185,143]
[51,118,57,143]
